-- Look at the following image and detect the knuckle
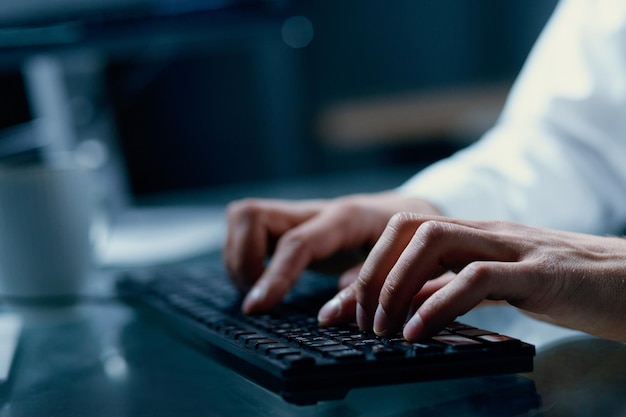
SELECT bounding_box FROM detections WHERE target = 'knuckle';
[462,262,493,287]
[329,200,361,225]
[534,252,554,271]
[414,220,449,245]
[331,197,361,212]
[226,198,264,222]
[354,271,372,302]
[355,269,369,290]
[276,229,311,254]
[329,197,377,227]
[388,211,412,226]
[331,198,399,241]
[378,281,398,308]
[387,212,420,232]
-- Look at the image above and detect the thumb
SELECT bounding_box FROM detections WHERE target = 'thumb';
[318,283,358,326]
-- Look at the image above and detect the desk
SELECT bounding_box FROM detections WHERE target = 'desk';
[2,171,626,416]
[2,296,625,416]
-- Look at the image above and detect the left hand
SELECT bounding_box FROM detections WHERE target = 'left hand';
[223,192,441,314]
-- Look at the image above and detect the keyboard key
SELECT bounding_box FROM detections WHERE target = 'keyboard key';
[476,334,520,345]
[259,343,288,354]
[282,354,316,368]
[238,334,268,345]
[327,349,365,361]
[306,340,340,349]
[315,344,350,354]
[444,322,473,331]
[400,342,446,354]
[371,345,406,358]
[269,348,302,359]
[432,335,485,350]
[231,330,257,340]
[350,340,378,349]
[456,328,496,337]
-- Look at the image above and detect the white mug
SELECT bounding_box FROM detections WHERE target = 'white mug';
[0,163,97,298]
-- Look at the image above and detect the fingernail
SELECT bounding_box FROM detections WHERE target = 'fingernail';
[403,313,424,341]
[317,297,341,325]
[373,304,388,336]
[242,285,266,314]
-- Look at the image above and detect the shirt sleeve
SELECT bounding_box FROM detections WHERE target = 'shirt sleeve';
[400,0,626,235]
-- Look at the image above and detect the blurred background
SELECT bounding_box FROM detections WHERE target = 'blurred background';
[0,0,558,209]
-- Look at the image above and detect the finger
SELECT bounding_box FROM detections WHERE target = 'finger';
[403,261,527,341]
[356,213,477,330]
[318,264,454,328]
[316,264,362,326]
[223,209,270,292]
[374,220,518,336]
[242,205,374,314]
[224,199,322,291]
[355,212,422,330]
[316,264,363,327]
[317,283,357,326]
[407,272,456,317]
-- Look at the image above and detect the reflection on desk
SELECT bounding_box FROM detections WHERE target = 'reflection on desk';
[533,337,626,416]
[1,298,624,416]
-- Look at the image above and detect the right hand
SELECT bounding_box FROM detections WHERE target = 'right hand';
[223,191,442,314]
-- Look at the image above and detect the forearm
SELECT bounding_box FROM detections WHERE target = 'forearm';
[400,125,626,235]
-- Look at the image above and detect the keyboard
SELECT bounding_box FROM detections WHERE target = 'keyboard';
[117,260,535,405]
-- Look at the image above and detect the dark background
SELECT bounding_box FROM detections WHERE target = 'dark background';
[0,0,559,199]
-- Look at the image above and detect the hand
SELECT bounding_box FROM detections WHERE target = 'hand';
[318,213,626,342]
[223,192,442,314]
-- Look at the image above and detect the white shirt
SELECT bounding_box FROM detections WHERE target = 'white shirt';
[400,0,626,235]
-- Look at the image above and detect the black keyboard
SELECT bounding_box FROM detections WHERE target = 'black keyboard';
[117,260,535,405]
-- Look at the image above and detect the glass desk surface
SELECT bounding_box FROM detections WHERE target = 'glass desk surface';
[2,171,625,417]
[1,285,624,417]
